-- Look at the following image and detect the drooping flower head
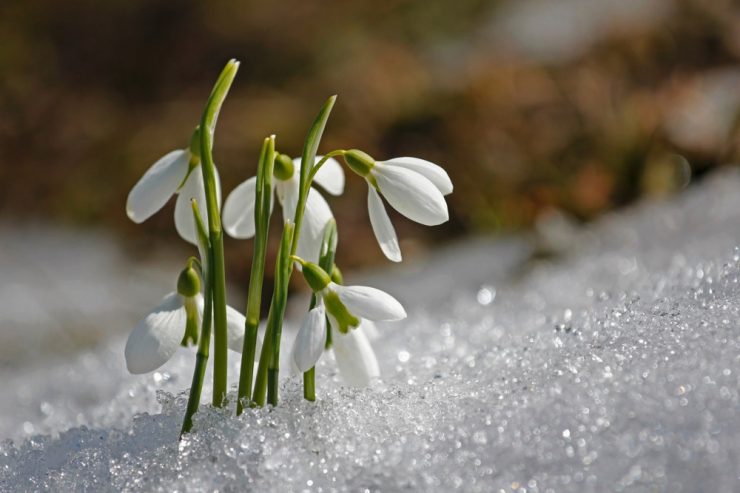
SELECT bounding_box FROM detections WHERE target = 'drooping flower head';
[289,257,406,386]
[222,154,344,262]
[343,150,452,262]
[124,262,245,374]
[126,127,222,245]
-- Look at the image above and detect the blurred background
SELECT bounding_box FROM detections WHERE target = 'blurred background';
[1,0,739,364]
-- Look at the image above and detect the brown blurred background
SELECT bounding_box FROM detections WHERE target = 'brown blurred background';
[1,0,739,283]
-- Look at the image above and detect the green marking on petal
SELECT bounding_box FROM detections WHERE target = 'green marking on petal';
[181,296,200,347]
[323,290,359,334]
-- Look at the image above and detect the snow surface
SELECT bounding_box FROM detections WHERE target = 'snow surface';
[2,170,740,492]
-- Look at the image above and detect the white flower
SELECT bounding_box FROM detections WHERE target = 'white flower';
[222,156,344,262]
[124,291,246,374]
[289,304,382,388]
[345,151,452,262]
[290,262,405,386]
[126,147,222,245]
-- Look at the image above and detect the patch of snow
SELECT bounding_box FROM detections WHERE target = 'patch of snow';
[2,169,740,491]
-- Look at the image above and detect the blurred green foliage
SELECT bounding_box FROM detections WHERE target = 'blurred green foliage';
[1,0,738,275]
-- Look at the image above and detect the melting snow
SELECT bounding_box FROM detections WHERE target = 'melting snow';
[2,170,740,491]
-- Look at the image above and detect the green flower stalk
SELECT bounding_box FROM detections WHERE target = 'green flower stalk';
[198,59,240,407]
[236,136,275,415]
[251,95,337,406]
[252,222,294,406]
[181,200,213,436]
[302,219,338,401]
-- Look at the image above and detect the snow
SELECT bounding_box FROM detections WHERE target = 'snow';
[2,170,740,492]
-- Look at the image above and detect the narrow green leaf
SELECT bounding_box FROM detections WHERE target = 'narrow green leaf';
[237,135,276,414]
[291,95,337,256]
[300,95,337,188]
[202,59,240,139]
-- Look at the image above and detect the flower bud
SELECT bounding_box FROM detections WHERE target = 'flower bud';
[344,149,375,177]
[177,264,201,298]
[274,153,295,181]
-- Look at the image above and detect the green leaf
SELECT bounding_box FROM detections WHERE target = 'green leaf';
[202,59,240,139]
[318,218,338,271]
[299,95,337,196]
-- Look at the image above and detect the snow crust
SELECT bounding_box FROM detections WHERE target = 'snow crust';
[2,170,740,492]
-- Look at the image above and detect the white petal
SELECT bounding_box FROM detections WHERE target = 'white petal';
[332,283,407,321]
[124,292,186,374]
[359,319,380,340]
[175,166,222,245]
[291,305,327,372]
[332,328,379,387]
[193,293,205,319]
[277,173,334,262]
[383,157,453,195]
[285,342,301,376]
[222,177,258,239]
[288,156,344,196]
[326,312,341,336]
[367,187,402,262]
[296,188,334,263]
[373,165,448,226]
[277,176,300,225]
[310,156,345,196]
[126,149,190,223]
[226,304,247,352]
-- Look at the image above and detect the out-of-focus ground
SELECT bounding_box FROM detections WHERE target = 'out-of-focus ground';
[1,0,738,271]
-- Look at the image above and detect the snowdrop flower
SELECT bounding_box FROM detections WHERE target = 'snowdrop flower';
[289,302,381,387]
[222,154,344,262]
[343,150,452,262]
[289,303,381,387]
[289,257,405,385]
[124,264,245,374]
[126,128,221,245]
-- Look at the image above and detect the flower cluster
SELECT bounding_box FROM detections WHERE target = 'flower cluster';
[123,60,452,434]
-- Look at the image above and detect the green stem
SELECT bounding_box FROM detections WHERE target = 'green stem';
[303,368,316,401]
[180,275,213,435]
[237,136,275,415]
[267,368,279,405]
[307,150,346,183]
[251,304,274,407]
[253,96,336,407]
[181,200,212,436]
[302,219,337,400]
[267,223,294,406]
[199,60,239,407]
[253,224,293,406]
